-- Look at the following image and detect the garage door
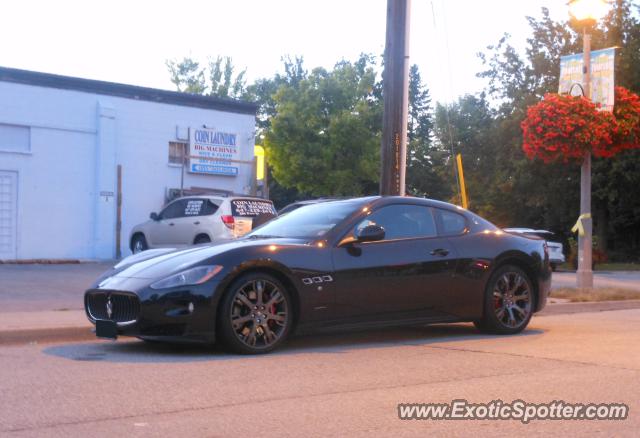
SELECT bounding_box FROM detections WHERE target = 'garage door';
[0,170,17,260]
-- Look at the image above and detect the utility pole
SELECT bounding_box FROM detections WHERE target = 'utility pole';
[380,0,411,196]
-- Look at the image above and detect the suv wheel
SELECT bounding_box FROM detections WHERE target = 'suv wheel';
[194,235,211,245]
[131,234,148,254]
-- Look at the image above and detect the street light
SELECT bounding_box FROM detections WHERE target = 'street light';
[567,0,611,288]
[569,0,610,24]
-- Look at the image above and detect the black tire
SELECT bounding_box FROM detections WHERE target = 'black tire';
[131,234,148,254]
[217,272,293,354]
[474,265,534,335]
[194,235,211,245]
[550,263,557,272]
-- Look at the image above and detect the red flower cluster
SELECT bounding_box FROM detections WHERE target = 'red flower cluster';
[521,87,640,163]
[612,86,640,153]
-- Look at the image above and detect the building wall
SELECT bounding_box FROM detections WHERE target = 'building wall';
[0,81,256,260]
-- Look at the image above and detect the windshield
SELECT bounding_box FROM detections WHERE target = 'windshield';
[247,199,365,238]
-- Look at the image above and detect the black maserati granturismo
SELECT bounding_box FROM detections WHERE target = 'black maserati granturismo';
[85,196,551,354]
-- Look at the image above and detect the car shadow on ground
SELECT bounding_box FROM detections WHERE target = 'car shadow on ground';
[42,323,544,364]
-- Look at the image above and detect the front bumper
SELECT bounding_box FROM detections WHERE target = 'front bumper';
[549,253,566,264]
[84,279,223,343]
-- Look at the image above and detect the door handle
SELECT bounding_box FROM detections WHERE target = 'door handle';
[168,222,175,226]
[430,248,449,257]
[194,221,200,225]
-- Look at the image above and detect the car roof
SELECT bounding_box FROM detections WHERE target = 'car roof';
[173,195,273,202]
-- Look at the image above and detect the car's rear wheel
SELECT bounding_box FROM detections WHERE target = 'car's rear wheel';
[194,235,211,245]
[218,273,292,354]
[131,234,148,254]
[474,265,534,334]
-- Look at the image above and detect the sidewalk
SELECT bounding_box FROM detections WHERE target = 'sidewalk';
[0,262,111,345]
[552,270,640,291]
[0,261,114,312]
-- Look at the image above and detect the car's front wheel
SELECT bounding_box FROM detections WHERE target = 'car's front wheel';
[474,265,534,334]
[131,234,148,254]
[217,273,293,354]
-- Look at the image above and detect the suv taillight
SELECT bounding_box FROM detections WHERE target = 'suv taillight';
[221,215,235,230]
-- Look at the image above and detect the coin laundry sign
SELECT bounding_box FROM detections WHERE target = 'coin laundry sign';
[189,128,239,176]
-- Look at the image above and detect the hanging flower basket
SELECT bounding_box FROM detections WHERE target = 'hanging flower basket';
[521,87,640,163]
[521,93,616,163]
[611,86,640,153]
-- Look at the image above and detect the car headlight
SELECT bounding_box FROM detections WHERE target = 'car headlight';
[150,265,223,290]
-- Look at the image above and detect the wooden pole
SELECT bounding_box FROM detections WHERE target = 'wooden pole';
[116,165,122,259]
[380,0,411,196]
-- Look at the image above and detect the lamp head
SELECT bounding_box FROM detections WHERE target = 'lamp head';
[568,0,611,28]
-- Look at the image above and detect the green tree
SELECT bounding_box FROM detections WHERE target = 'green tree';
[166,56,247,98]
[266,54,381,196]
[471,1,640,259]
[406,65,450,200]
[166,57,206,94]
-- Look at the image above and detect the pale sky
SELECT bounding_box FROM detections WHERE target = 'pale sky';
[0,0,568,104]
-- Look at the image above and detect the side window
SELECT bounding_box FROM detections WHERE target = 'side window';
[184,199,205,216]
[201,199,220,216]
[160,200,186,220]
[355,204,437,241]
[436,209,467,236]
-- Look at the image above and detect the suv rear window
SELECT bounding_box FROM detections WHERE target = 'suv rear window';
[231,199,276,217]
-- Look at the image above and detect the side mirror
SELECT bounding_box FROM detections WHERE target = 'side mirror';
[355,224,385,243]
[150,212,159,221]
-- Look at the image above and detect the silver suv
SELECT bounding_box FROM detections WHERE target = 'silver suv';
[129,196,276,253]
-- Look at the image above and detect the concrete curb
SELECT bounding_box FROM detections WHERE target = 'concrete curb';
[538,299,640,316]
[0,310,93,346]
[0,326,95,346]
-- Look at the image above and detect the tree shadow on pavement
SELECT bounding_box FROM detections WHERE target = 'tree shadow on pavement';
[42,323,544,364]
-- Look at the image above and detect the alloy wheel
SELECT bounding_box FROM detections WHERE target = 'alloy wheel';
[229,279,289,349]
[493,272,532,329]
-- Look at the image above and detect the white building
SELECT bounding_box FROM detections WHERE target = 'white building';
[0,67,258,260]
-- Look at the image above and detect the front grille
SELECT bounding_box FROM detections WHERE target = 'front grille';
[86,291,140,323]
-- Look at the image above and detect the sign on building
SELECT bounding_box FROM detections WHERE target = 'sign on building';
[189,127,239,176]
[559,47,616,111]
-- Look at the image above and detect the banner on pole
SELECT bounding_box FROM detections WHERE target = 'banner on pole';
[559,47,616,112]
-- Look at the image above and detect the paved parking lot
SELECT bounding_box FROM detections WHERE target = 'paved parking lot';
[1,309,638,436]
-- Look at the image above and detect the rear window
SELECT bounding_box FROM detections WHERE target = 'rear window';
[435,209,468,236]
[231,199,276,217]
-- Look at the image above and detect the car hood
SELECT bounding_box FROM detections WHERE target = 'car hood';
[109,237,310,280]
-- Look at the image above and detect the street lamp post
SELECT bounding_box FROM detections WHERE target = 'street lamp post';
[567,0,610,289]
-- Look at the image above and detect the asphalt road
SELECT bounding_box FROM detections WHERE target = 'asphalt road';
[1,309,638,437]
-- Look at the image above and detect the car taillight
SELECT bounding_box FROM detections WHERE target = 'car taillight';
[221,215,235,230]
